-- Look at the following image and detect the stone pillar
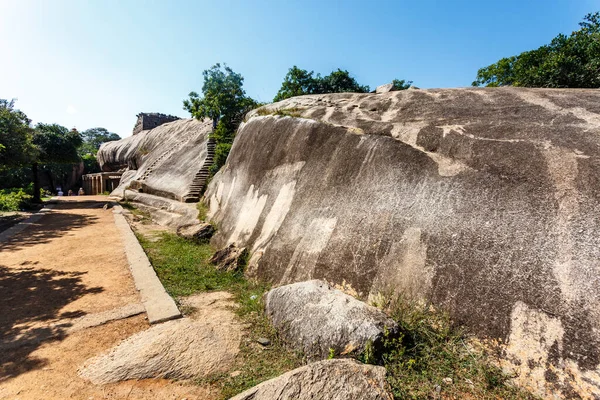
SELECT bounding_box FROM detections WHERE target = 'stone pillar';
[100,174,105,194]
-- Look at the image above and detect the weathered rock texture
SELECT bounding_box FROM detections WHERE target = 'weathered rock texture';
[132,112,180,135]
[79,293,242,384]
[205,88,600,398]
[265,280,398,360]
[229,359,393,400]
[210,244,248,272]
[177,222,215,242]
[98,117,212,202]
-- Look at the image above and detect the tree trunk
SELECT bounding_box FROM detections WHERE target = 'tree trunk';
[32,162,41,203]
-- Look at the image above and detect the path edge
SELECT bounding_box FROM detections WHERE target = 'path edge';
[112,204,181,324]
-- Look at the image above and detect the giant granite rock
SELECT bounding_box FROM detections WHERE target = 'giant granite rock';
[265,280,398,360]
[229,359,393,400]
[205,88,600,398]
[98,117,213,203]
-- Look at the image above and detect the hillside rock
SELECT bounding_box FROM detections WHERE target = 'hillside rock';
[205,87,600,398]
[98,118,212,202]
[265,280,397,360]
[229,359,393,400]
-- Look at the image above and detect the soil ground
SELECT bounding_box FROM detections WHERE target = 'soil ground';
[0,196,216,399]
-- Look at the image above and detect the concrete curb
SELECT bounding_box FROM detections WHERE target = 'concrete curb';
[0,202,56,242]
[112,205,181,324]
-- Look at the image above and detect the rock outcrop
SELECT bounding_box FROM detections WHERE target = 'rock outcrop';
[98,117,212,202]
[265,280,398,360]
[229,359,393,400]
[205,87,600,398]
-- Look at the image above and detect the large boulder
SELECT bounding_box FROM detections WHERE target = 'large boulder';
[229,359,392,400]
[205,88,600,398]
[265,280,397,360]
[177,222,215,242]
[97,117,212,202]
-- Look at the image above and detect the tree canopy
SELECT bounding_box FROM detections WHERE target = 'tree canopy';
[80,127,121,155]
[33,124,82,164]
[473,12,600,88]
[0,99,34,169]
[183,63,260,174]
[273,67,370,102]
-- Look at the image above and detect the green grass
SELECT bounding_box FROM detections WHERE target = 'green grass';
[136,231,303,398]
[362,297,537,400]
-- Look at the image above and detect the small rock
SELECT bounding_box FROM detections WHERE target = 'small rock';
[103,203,113,210]
[230,370,242,378]
[375,83,394,94]
[250,295,258,300]
[210,244,248,272]
[442,377,453,384]
[176,223,214,242]
[257,338,271,346]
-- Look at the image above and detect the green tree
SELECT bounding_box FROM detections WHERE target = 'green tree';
[473,12,600,88]
[274,66,371,102]
[31,124,82,202]
[392,79,413,90]
[183,63,259,174]
[0,99,34,169]
[80,127,120,155]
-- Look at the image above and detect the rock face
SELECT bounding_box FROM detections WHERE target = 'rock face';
[79,317,241,384]
[205,88,600,398]
[229,359,393,400]
[265,280,398,360]
[98,117,212,202]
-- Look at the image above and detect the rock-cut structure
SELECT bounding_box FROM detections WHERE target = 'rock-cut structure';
[98,117,214,203]
[204,87,600,399]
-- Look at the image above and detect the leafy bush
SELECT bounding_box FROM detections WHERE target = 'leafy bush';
[0,188,32,211]
[210,142,232,175]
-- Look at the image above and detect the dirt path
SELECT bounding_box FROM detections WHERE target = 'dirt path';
[0,196,214,399]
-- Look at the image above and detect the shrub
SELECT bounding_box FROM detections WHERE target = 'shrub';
[0,188,33,211]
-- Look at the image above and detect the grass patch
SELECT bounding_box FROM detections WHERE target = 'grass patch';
[363,297,537,400]
[121,201,152,223]
[197,200,209,221]
[136,231,303,398]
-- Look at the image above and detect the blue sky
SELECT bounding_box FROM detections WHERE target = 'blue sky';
[1,0,597,137]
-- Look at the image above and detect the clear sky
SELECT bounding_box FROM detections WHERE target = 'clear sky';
[1,0,597,137]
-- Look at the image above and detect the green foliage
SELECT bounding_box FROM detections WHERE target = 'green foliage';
[473,12,600,88]
[392,79,413,90]
[184,63,260,175]
[79,127,120,157]
[0,99,34,169]
[327,347,336,360]
[33,124,82,164]
[0,187,33,211]
[273,66,371,102]
[363,297,535,399]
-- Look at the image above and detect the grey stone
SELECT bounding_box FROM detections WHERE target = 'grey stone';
[210,244,248,272]
[176,223,215,242]
[264,280,397,360]
[375,83,394,93]
[229,359,393,400]
[79,317,241,384]
[206,88,600,398]
[257,337,271,346]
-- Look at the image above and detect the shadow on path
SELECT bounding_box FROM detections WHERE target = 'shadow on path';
[0,265,103,380]
[0,200,104,252]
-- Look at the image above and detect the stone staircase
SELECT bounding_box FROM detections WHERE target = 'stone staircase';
[182,138,216,203]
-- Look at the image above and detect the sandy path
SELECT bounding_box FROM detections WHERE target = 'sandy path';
[0,196,215,399]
